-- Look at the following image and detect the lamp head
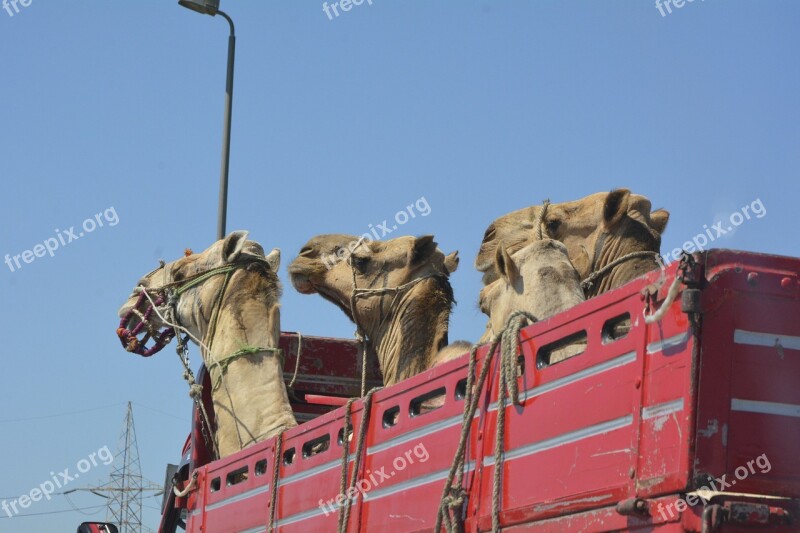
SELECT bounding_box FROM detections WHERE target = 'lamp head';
[178,0,220,16]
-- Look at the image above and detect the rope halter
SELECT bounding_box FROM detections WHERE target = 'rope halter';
[116,288,177,356]
[116,257,273,357]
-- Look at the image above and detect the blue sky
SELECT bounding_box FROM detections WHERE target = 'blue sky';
[1,1,798,530]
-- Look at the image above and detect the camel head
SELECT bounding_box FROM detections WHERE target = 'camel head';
[541,189,669,293]
[479,239,584,337]
[288,234,459,325]
[476,190,669,295]
[118,231,281,355]
[289,234,460,384]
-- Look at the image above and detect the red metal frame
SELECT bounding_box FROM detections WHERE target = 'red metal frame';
[157,249,800,532]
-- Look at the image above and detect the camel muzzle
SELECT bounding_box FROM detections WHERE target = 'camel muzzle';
[116,289,177,357]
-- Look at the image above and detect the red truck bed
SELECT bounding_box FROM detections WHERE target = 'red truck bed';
[161,249,800,532]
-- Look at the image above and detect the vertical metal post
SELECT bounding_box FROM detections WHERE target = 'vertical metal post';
[217,11,235,240]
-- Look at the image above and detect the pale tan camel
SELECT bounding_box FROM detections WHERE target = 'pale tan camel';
[118,231,296,458]
[288,234,467,387]
[478,240,585,365]
[476,189,669,297]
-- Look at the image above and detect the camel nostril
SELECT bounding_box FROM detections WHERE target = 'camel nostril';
[299,246,314,257]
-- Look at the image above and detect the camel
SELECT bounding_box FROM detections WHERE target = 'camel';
[475,189,669,297]
[117,231,296,458]
[288,234,467,387]
[478,240,585,363]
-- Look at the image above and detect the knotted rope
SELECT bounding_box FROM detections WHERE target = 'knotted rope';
[176,334,219,460]
[435,342,491,533]
[268,430,284,533]
[493,311,535,531]
[581,250,661,293]
[435,310,537,533]
[535,199,551,240]
[288,332,303,391]
[208,345,284,392]
[337,387,381,533]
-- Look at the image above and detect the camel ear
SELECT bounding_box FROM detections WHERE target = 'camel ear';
[603,189,631,229]
[495,246,520,286]
[650,209,670,235]
[265,248,281,271]
[411,235,437,264]
[222,231,249,263]
[444,251,460,274]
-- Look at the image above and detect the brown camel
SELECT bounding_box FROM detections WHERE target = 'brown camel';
[476,189,669,297]
[117,231,296,458]
[288,234,465,387]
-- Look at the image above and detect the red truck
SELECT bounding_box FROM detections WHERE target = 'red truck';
[125,249,800,532]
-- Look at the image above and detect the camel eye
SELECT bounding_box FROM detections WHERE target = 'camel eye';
[545,219,561,235]
[351,255,369,271]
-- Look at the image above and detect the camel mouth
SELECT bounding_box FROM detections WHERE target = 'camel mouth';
[289,272,317,294]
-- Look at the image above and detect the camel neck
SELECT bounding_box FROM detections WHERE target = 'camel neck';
[590,232,659,297]
[364,276,454,386]
[203,288,296,457]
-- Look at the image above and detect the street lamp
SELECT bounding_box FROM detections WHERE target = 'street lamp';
[178,0,236,240]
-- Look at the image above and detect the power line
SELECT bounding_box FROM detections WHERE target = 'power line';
[0,504,105,518]
[131,402,189,422]
[0,403,126,424]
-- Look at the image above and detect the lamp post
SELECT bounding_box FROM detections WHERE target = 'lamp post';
[178,0,235,240]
